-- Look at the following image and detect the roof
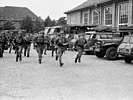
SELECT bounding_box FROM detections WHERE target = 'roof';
[0,6,40,21]
[65,0,111,14]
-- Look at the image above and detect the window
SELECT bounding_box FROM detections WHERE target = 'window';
[118,3,129,25]
[104,7,112,26]
[83,12,89,25]
[92,10,99,25]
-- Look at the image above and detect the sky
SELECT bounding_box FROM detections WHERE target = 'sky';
[0,0,87,20]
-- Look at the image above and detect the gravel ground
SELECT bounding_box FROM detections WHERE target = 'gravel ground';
[0,45,133,100]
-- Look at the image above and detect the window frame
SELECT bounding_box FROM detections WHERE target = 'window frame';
[104,6,113,26]
[92,10,99,25]
[83,11,89,25]
[118,2,129,26]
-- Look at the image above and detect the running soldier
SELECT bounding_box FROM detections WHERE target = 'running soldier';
[0,31,8,57]
[74,34,87,63]
[13,31,24,62]
[34,31,45,64]
[55,31,68,67]
[8,31,14,53]
[50,34,58,57]
[43,34,50,55]
[23,33,32,57]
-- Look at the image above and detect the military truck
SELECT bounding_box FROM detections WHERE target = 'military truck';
[94,26,123,60]
[117,26,133,63]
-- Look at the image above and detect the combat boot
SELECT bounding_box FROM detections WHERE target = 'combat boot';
[60,62,64,67]
[19,55,22,61]
[78,58,81,63]
[75,57,78,63]
[39,60,41,64]
[56,55,58,61]
[16,55,18,62]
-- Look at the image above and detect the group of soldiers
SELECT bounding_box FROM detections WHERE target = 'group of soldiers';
[0,30,88,67]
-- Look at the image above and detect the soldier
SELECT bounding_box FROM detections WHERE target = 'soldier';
[43,34,50,55]
[0,31,8,57]
[34,31,45,64]
[50,34,58,57]
[55,31,68,67]
[74,34,87,63]
[13,31,24,62]
[8,31,14,53]
[23,33,32,57]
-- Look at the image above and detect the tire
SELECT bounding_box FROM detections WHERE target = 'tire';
[106,47,118,60]
[95,51,105,58]
[124,56,132,63]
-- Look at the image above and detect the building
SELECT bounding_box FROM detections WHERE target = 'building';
[65,0,133,29]
[0,6,42,29]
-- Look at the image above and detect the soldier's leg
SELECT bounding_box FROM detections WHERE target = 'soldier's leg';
[78,49,83,62]
[58,49,64,67]
[55,48,59,61]
[9,43,12,53]
[27,44,31,57]
[38,48,43,64]
[24,45,27,56]
[16,46,19,62]
[51,45,54,57]
[18,46,23,61]
[44,44,47,55]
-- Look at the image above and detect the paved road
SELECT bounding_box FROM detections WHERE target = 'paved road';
[0,46,133,100]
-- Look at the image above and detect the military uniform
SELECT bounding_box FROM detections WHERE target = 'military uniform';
[55,31,68,67]
[0,31,8,57]
[34,32,45,64]
[74,34,87,63]
[43,34,50,55]
[23,33,32,57]
[13,31,24,62]
[51,35,58,57]
[8,31,14,53]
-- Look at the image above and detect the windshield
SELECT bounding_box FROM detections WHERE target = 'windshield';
[130,37,133,43]
[45,28,49,34]
[49,28,55,34]
[123,36,130,43]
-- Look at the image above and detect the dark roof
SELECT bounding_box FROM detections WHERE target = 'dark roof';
[65,0,111,14]
[0,6,39,21]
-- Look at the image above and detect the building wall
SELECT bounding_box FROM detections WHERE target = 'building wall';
[66,0,133,29]
[67,11,81,25]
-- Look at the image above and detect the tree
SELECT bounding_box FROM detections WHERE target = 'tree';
[44,16,55,27]
[51,20,56,26]
[3,21,15,30]
[21,16,33,33]
[33,17,45,33]
[56,17,66,26]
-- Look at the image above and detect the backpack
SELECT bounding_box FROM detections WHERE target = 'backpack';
[77,38,86,47]
[36,35,44,43]
[57,37,67,47]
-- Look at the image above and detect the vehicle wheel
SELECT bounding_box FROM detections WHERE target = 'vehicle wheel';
[124,56,132,63]
[106,47,118,60]
[95,52,105,58]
